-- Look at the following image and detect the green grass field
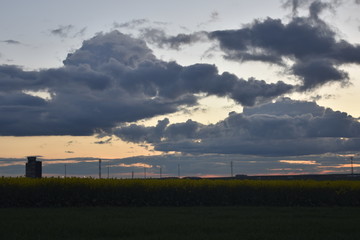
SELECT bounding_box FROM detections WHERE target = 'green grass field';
[1,206,360,240]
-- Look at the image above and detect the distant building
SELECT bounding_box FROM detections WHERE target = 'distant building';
[25,156,42,178]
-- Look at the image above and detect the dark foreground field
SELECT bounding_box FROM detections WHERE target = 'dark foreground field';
[1,206,360,240]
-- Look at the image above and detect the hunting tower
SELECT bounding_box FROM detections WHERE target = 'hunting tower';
[25,156,42,178]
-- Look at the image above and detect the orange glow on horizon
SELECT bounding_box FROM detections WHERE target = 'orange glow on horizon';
[317,164,360,169]
[279,160,318,165]
[0,136,161,159]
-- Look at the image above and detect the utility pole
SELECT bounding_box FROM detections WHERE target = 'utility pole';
[351,156,354,175]
[144,167,146,179]
[99,159,102,179]
[231,161,233,177]
[131,171,134,179]
[160,167,162,179]
[107,165,110,179]
[178,164,181,178]
[64,164,67,178]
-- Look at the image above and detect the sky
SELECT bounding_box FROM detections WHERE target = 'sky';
[1,0,360,178]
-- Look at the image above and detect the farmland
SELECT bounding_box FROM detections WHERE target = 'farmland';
[1,177,360,207]
[1,206,360,240]
[2,177,360,239]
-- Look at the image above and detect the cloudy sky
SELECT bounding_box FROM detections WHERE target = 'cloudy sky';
[1,0,360,178]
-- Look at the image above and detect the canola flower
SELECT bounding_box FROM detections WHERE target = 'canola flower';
[1,177,360,207]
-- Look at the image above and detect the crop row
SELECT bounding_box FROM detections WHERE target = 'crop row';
[1,177,360,207]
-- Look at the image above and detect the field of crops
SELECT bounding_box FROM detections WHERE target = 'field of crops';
[1,177,360,207]
[2,206,360,240]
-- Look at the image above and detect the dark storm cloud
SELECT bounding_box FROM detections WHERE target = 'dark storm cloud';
[0,65,40,91]
[115,98,360,156]
[292,59,349,90]
[209,12,360,90]
[0,31,292,136]
[116,118,170,143]
[137,1,359,91]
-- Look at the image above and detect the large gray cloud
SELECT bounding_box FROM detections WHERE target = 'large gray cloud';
[144,1,359,91]
[115,98,360,156]
[0,31,293,136]
[208,3,360,90]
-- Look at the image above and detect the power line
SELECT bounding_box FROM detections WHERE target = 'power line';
[99,159,102,179]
